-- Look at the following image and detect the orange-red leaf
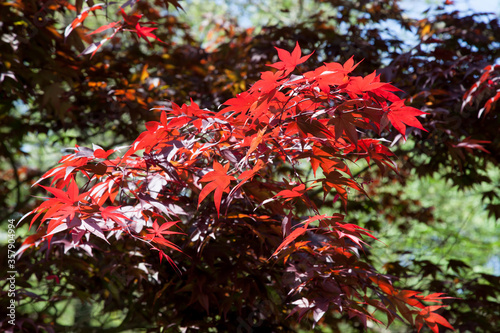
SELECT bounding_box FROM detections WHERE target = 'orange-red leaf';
[198,161,236,216]
[268,41,313,73]
[386,100,427,137]
[416,306,454,333]
[271,214,327,257]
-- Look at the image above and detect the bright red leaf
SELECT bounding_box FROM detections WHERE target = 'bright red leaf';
[133,23,166,46]
[385,100,427,136]
[268,41,314,73]
[198,161,236,216]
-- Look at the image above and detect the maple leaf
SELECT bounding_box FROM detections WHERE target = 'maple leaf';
[321,171,364,208]
[416,292,455,304]
[40,180,82,205]
[246,126,268,158]
[369,276,395,295]
[297,118,335,139]
[271,214,328,258]
[452,137,491,154]
[100,206,130,228]
[275,183,314,202]
[268,42,313,73]
[340,56,362,73]
[385,100,427,137]
[146,220,182,238]
[64,3,106,39]
[145,220,183,251]
[347,71,388,95]
[303,66,345,93]
[20,179,89,233]
[416,306,454,333]
[87,21,120,36]
[16,230,46,255]
[198,161,236,216]
[118,9,166,46]
[80,27,121,58]
[152,247,182,273]
[134,23,166,46]
[120,8,142,26]
[228,159,265,200]
[250,70,284,94]
[331,112,358,144]
[220,91,258,117]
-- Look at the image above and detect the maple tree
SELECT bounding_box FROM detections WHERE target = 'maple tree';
[14,38,456,331]
[1,0,499,332]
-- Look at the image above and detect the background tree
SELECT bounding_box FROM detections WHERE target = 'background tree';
[1,0,499,331]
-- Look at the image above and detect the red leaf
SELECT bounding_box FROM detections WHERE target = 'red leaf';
[133,23,166,46]
[347,71,388,94]
[100,206,130,228]
[46,275,60,284]
[303,65,345,93]
[452,137,491,154]
[39,180,87,205]
[64,3,106,39]
[153,248,182,273]
[147,220,183,238]
[331,112,358,144]
[271,214,327,257]
[275,183,314,201]
[417,292,455,304]
[87,21,120,35]
[341,56,362,73]
[250,70,284,94]
[221,91,258,117]
[386,100,427,137]
[479,89,500,117]
[369,276,395,295]
[120,8,142,26]
[246,126,268,158]
[416,306,455,333]
[268,42,313,73]
[198,161,236,216]
[228,159,265,199]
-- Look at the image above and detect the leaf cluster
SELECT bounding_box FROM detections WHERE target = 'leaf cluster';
[1,0,499,331]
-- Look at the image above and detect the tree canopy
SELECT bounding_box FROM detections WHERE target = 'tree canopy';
[1,0,499,332]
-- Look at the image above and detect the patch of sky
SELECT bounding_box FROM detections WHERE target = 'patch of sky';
[174,0,499,65]
[486,255,500,276]
[13,99,29,114]
[373,0,500,65]
[400,0,500,18]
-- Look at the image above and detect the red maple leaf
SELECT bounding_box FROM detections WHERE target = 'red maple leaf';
[416,306,454,333]
[20,179,88,233]
[145,220,183,251]
[385,100,427,136]
[120,8,142,26]
[268,42,313,73]
[303,66,345,93]
[146,220,182,238]
[198,161,236,216]
[271,214,327,257]
[250,70,284,93]
[100,206,130,228]
[134,23,165,46]
[87,21,120,36]
[119,9,165,46]
[221,91,258,117]
[64,4,106,39]
[347,71,388,94]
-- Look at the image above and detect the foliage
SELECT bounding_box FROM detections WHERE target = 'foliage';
[1,0,499,332]
[12,39,456,331]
